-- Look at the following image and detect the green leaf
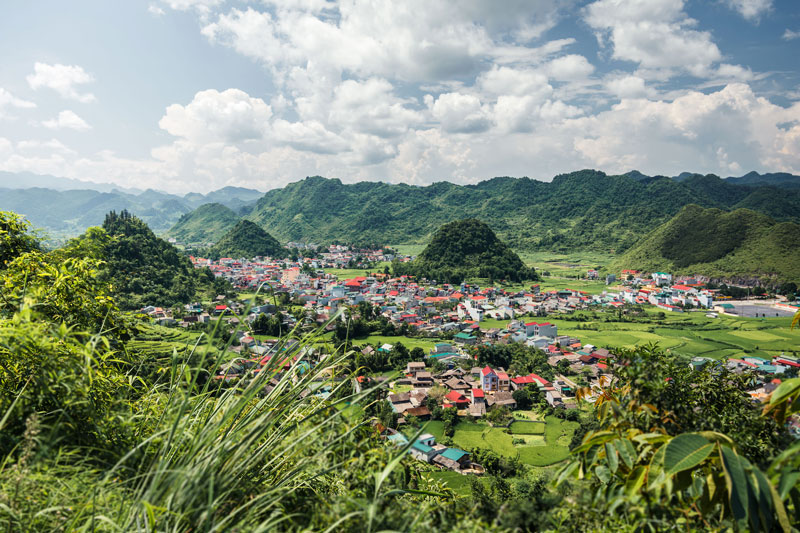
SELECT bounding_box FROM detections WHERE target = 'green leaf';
[625,466,647,497]
[605,441,619,474]
[720,444,749,522]
[595,465,610,484]
[769,378,800,405]
[778,470,800,500]
[615,438,635,470]
[663,433,713,475]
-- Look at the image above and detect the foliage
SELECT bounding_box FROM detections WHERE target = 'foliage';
[167,202,240,244]
[234,172,800,253]
[609,204,800,283]
[556,344,798,531]
[392,218,536,283]
[64,210,220,309]
[205,219,285,260]
[0,211,39,269]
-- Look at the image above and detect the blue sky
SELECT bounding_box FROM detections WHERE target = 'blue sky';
[0,0,798,193]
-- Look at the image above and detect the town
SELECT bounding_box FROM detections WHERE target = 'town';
[135,245,800,476]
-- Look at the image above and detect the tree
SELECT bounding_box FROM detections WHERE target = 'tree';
[0,211,39,269]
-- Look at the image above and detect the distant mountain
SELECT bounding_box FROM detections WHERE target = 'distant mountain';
[183,186,264,210]
[206,220,284,260]
[0,180,262,243]
[0,171,143,194]
[608,205,800,284]
[167,203,240,244]
[238,171,800,253]
[724,171,800,189]
[392,218,536,283]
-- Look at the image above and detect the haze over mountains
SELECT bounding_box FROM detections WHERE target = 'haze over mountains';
[0,172,263,240]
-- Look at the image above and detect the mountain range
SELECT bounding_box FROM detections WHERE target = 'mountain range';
[3,169,799,255]
[0,175,263,242]
[608,205,800,283]
[170,170,800,255]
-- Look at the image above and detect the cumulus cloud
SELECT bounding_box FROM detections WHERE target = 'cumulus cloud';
[0,88,36,118]
[723,0,771,21]
[26,62,96,103]
[584,0,722,79]
[429,92,491,134]
[545,54,595,81]
[159,88,272,143]
[42,110,91,131]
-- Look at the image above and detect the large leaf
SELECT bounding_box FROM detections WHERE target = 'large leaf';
[625,466,647,497]
[769,378,800,406]
[605,441,619,474]
[615,438,635,470]
[720,444,749,522]
[663,433,713,475]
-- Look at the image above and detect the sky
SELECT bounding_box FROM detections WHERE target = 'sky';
[0,0,799,193]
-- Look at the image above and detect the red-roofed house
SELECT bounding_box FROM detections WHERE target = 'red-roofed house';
[445,390,470,407]
[481,366,498,391]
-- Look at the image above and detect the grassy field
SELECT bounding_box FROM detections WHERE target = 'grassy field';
[414,416,578,469]
[543,308,800,360]
[350,334,447,351]
[508,420,546,435]
[323,263,391,280]
[516,250,614,273]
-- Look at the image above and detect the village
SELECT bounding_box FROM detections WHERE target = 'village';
[137,245,800,476]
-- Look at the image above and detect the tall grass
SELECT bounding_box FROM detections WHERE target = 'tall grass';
[0,288,454,532]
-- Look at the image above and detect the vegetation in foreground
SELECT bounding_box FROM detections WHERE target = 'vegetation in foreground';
[1,210,799,532]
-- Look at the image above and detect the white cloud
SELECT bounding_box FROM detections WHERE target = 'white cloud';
[148,4,166,16]
[545,54,595,81]
[26,63,96,103]
[584,0,722,78]
[783,29,800,41]
[723,0,771,21]
[604,74,654,99]
[327,78,423,138]
[0,88,36,118]
[159,88,272,143]
[159,0,222,14]
[42,110,91,131]
[429,92,491,133]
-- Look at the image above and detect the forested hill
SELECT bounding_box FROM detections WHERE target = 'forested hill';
[173,170,800,252]
[168,202,240,244]
[392,218,536,283]
[205,220,285,260]
[70,210,226,309]
[608,205,800,283]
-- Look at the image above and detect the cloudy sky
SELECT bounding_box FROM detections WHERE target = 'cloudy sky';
[1,0,799,193]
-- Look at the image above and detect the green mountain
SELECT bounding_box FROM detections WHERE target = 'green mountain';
[608,205,800,283]
[237,171,800,253]
[167,203,240,244]
[74,210,221,309]
[206,220,284,260]
[393,218,536,283]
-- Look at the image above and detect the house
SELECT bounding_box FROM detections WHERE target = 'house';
[524,322,557,339]
[406,362,426,375]
[481,366,498,391]
[434,448,471,470]
[404,406,431,419]
[444,390,470,408]
[454,332,477,345]
[487,391,516,409]
[410,440,438,462]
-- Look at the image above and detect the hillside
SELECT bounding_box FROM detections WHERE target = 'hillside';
[392,218,536,283]
[167,203,240,244]
[206,220,284,260]
[70,210,223,309]
[608,205,800,283]
[238,171,800,253]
